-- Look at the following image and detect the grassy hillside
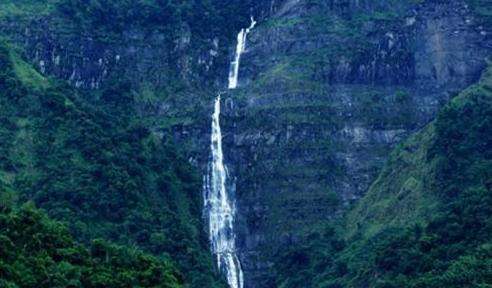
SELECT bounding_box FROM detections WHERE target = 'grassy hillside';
[0,41,224,287]
[272,65,492,287]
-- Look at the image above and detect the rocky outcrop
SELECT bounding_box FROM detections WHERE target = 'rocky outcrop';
[1,1,491,287]
[0,1,288,91]
[0,19,221,90]
[219,0,491,286]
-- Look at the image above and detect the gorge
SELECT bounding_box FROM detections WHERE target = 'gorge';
[0,1,491,288]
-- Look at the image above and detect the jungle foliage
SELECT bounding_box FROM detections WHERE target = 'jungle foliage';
[0,203,182,288]
[0,41,224,287]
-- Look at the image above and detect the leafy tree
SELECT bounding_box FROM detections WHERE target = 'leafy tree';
[0,40,224,287]
[0,203,183,288]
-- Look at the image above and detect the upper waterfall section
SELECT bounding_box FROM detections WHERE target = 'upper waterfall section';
[228,17,257,89]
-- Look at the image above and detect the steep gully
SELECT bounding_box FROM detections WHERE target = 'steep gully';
[204,18,256,288]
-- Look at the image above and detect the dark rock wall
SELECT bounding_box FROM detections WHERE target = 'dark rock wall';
[3,22,231,100]
[0,1,288,170]
[220,0,491,286]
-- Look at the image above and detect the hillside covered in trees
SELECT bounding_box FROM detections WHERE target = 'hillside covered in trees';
[0,0,491,287]
[0,39,224,287]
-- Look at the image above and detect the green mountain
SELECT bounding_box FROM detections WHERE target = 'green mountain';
[272,64,492,288]
[0,0,491,287]
[0,41,224,287]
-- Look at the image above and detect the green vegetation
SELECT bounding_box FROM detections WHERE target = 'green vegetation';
[1,0,259,47]
[467,0,492,26]
[0,0,61,19]
[0,41,224,287]
[0,203,182,288]
[10,53,49,90]
[1,1,491,287]
[272,65,492,287]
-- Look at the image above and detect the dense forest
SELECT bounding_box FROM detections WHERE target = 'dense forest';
[0,0,491,287]
[0,203,182,287]
[0,40,224,287]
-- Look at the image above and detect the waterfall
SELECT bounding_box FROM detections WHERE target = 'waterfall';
[228,17,257,89]
[205,17,256,288]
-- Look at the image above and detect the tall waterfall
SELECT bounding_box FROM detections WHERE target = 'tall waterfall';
[204,17,256,288]
[228,17,257,89]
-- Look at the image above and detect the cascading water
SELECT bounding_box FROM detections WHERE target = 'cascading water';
[204,17,256,288]
[228,17,257,89]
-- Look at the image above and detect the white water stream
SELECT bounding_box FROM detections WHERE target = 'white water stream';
[204,17,256,288]
[228,17,257,89]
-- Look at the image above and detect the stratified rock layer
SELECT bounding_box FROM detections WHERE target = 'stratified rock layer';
[1,1,491,287]
[220,1,491,286]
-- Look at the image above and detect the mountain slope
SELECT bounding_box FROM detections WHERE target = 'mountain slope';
[0,41,224,287]
[0,1,491,287]
[0,203,183,288]
[348,64,492,238]
[272,64,492,288]
[219,0,491,285]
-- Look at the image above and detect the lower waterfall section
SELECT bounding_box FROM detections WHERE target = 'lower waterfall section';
[204,95,244,288]
[204,17,256,288]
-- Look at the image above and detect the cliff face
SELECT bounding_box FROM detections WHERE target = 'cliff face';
[219,0,491,286]
[1,0,491,287]
[0,1,287,170]
[1,19,209,90]
[0,1,286,90]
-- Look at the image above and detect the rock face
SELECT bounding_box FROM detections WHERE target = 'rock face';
[1,1,491,287]
[218,0,491,286]
[0,1,285,91]
[0,19,223,90]
[0,1,286,170]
